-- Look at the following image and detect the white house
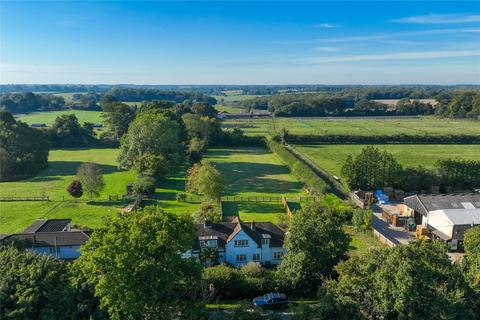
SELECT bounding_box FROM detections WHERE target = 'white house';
[191,218,286,267]
[0,219,91,260]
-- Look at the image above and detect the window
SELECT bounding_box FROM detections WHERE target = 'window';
[261,239,270,246]
[273,252,284,260]
[200,240,207,247]
[253,253,260,261]
[200,239,217,247]
[234,240,248,247]
[236,254,246,262]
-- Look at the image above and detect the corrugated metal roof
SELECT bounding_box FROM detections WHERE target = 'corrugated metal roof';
[430,209,480,226]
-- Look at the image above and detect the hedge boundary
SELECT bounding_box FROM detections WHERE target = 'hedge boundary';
[266,138,348,198]
[286,134,480,144]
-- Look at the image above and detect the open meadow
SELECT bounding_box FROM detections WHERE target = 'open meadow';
[222,116,480,137]
[293,144,480,177]
[0,148,199,233]
[15,110,103,126]
[204,147,306,222]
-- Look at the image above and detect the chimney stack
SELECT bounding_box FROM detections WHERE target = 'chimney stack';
[204,220,212,229]
[251,221,255,230]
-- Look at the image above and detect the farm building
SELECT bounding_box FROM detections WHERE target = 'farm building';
[0,219,91,260]
[404,194,480,250]
[187,219,285,267]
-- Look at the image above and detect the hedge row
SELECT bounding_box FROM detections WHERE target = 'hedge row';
[266,138,328,196]
[285,144,349,199]
[286,134,480,145]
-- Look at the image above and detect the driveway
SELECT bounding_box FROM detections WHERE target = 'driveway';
[371,204,414,246]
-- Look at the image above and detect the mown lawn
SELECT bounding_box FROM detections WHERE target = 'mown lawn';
[15,110,103,126]
[0,148,199,233]
[222,116,480,137]
[294,144,480,177]
[204,147,306,222]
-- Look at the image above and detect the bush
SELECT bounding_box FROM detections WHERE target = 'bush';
[203,265,242,299]
[133,176,156,196]
[352,209,373,231]
[67,180,83,198]
[192,202,222,223]
[176,193,187,202]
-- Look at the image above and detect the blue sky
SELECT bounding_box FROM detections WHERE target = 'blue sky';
[1,1,479,84]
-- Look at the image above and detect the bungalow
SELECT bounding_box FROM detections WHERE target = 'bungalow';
[404,193,480,250]
[189,218,286,267]
[0,219,91,260]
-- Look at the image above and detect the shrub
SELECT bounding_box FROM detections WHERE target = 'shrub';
[67,180,83,198]
[352,209,373,231]
[176,193,187,202]
[203,265,242,299]
[133,176,156,196]
[192,202,222,223]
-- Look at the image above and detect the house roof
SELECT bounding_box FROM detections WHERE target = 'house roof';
[404,193,480,216]
[23,219,71,233]
[194,221,285,250]
[1,231,90,247]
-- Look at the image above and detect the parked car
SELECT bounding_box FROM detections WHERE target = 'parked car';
[252,292,289,309]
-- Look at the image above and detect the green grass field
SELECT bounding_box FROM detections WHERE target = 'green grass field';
[222,116,480,137]
[204,147,306,222]
[15,110,103,126]
[215,104,245,113]
[0,148,199,233]
[52,92,86,101]
[345,226,385,257]
[294,144,480,177]
[213,94,266,104]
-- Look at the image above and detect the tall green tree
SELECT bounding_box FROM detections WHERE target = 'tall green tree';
[186,162,224,201]
[276,202,350,295]
[341,146,402,190]
[117,110,184,169]
[0,110,50,181]
[73,207,205,320]
[101,102,136,141]
[77,163,105,199]
[0,247,76,320]
[48,114,96,147]
[326,241,476,319]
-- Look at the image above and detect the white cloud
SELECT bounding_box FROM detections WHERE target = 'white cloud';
[392,13,480,24]
[300,49,480,64]
[315,23,336,29]
[315,46,340,52]
[278,28,480,45]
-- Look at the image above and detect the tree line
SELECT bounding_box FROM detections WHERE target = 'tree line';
[0,92,66,113]
[341,146,480,192]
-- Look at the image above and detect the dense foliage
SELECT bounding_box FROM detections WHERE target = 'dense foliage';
[436,91,480,119]
[203,263,276,299]
[67,180,84,198]
[277,201,350,295]
[100,102,137,142]
[73,207,204,320]
[0,92,65,113]
[324,241,476,319]
[0,111,50,181]
[47,114,97,147]
[0,247,76,319]
[107,87,217,104]
[117,109,184,171]
[342,146,480,192]
[186,162,224,201]
[243,92,436,117]
[464,226,480,288]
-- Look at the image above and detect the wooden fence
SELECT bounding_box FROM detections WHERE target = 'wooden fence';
[281,196,293,219]
[0,196,49,202]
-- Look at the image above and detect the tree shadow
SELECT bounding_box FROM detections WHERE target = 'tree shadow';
[40,161,119,177]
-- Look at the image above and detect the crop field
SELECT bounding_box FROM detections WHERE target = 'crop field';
[215,104,245,113]
[294,144,480,177]
[15,110,103,126]
[222,116,480,137]
[204,147,306,222]
[0,148,198,233]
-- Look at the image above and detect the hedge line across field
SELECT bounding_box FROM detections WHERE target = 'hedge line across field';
[285,134,480,144]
